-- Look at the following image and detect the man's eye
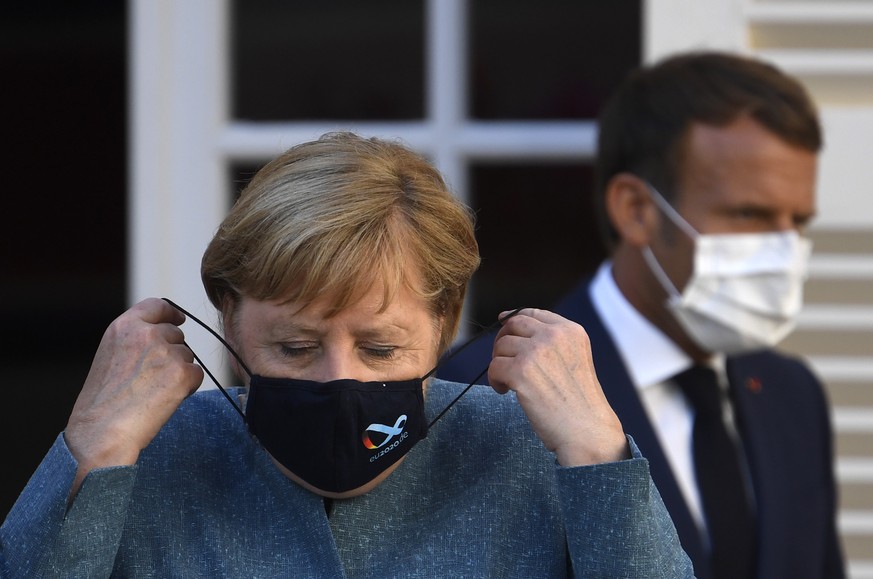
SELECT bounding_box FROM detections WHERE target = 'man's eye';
[733,207,763,220]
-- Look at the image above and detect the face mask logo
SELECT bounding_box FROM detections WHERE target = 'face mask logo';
[162,299,520,496]
[363,415,408,450]
[641,184,812,354]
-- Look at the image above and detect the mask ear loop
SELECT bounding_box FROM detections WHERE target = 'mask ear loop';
[641,182,698,304]
[645,182,699,240]
[425,307,524,428]
[162,298,249,421]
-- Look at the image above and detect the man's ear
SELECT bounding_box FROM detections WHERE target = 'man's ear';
[604,173,660,248]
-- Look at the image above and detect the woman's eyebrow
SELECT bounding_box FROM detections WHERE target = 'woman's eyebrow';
[266,319,319,338]
[354,326,408,342]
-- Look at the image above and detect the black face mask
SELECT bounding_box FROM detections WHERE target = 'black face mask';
[163,299,516,495]
[246,374,428,494]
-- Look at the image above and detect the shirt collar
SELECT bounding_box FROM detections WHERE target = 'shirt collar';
[589,261,694,390]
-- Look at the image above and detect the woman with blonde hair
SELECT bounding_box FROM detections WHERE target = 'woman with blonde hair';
[1,132,692,577]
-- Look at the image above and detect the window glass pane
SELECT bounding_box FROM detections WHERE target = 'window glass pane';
[470,0,640,119]
[467,163,606,330]
[230,163,263,200]
[232,0,425,121]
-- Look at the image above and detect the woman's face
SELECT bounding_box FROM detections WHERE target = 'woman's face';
[226,277,442,498]
[228,278,442,386]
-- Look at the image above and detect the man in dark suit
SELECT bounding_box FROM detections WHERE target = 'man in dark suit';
[438,51,845,579]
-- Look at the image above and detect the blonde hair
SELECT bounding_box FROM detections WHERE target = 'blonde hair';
[201,132,480,353]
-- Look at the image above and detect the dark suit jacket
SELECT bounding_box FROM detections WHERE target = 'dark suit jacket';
[438,276,845,579]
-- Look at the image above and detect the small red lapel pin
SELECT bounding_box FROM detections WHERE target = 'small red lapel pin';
[745,377,763,394]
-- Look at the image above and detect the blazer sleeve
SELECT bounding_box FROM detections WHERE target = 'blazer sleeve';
[0,433,137,578]
[557,436,695,578]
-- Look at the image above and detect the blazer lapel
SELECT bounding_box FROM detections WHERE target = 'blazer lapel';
[725,356,774,579]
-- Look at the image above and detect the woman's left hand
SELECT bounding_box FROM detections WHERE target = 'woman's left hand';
[487,308,630,466]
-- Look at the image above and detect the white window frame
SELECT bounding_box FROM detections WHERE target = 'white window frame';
[132,3,873,573]
[130,0,597,374]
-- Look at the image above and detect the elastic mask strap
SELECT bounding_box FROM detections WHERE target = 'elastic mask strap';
[641,246,683,302]
[646,183,699,240]
[642,182,696,304]
[162,298,248,421]
[425,307,524,428]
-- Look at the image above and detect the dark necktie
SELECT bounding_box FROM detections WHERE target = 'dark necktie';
[673,365,756,579]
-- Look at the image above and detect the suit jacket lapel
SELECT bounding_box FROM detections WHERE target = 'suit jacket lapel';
[725,356,772,579]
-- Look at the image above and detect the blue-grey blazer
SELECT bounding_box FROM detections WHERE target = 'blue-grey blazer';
[1,379,693,578]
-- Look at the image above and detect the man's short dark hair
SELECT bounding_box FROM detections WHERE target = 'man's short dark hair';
[595,50,823,247]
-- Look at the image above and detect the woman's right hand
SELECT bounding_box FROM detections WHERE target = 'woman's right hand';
[487,308,629,468]
[64,298,204,496]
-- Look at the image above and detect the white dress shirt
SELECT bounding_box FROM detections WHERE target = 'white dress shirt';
[590,261,740,532]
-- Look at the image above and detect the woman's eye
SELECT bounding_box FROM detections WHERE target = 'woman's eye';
[365,346,396,360]
[279,344,316,358]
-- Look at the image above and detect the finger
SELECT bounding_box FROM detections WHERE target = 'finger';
[491,333,528,360]
[489,382,511,396]
[500,307,565,325]
[158,323,187,345]
[495,312,541,340]
[167,341,206,387]
[486,356,515,395]
[158,343,204,395]
[181,361,205,395]
[169,341,196,365]
[497,307,527,323]
[134,297,187,326]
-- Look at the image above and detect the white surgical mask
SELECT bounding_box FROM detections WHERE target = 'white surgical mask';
[642,184,812,354]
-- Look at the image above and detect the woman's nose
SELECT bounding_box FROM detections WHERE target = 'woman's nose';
[311,350,366,383]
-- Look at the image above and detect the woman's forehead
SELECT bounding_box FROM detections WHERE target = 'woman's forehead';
[239,276,433,333]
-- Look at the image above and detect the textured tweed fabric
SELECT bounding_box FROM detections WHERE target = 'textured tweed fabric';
[1,380,693,578]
